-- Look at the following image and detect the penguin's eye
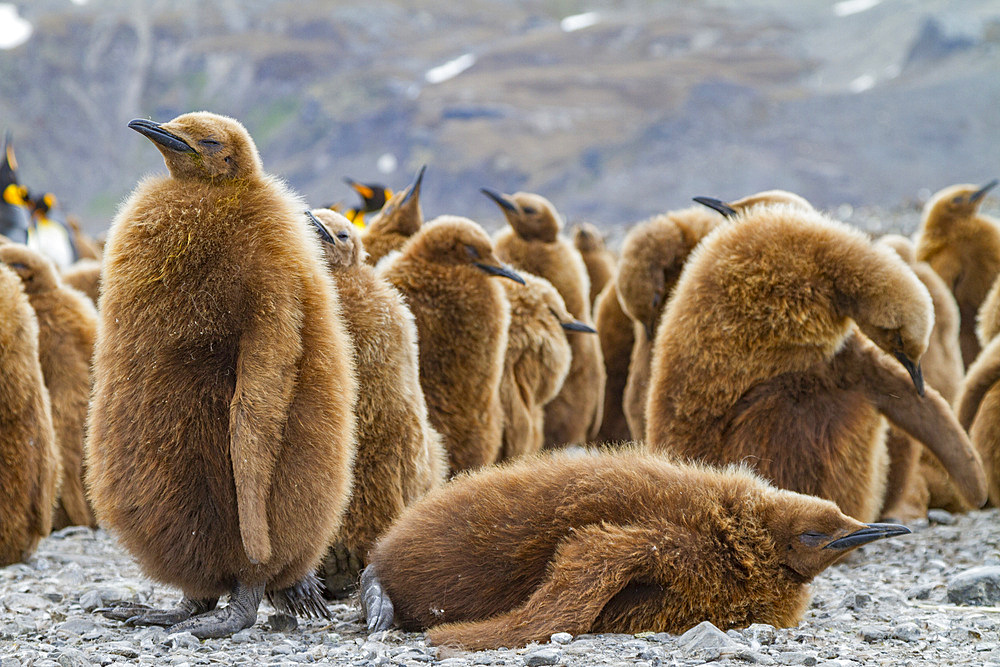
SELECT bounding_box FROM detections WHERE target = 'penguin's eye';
[199,139,221,147]
[522,206,537,215]
[952,195,966,204]
[336,232,350,242]
[465,244,481,259]
[799,531,828,546]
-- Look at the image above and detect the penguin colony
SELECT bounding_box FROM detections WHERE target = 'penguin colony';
[1,113,997,648]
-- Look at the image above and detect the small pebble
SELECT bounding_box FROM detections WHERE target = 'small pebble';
[523,649,560,666]
[550,632,572,644]
[927,509,956,525]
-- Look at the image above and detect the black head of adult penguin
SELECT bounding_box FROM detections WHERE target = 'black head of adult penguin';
[128,113,263,181]
[1,132,30,245]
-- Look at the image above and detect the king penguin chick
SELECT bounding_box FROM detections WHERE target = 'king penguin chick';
[620,191,815,441]
[915,180,999,368]
[0,262,60,566]
[87,112,358,637]
[0,244,97,528]
[616,205,724,439]
[381,215,523,474]
[498,272,593,461]
[305,208,447,596]
[61,258,102,307]
[572,222,615,308]
[876,235,968,518]
[360,449,911,650]
[955,273,1000,506]
[593,277,635,442]
[483,188,605,446]
[646,205,987,521]
[361,165,426,266]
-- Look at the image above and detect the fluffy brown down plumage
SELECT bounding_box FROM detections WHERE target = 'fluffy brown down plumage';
[381,215,515,474]
[86,113,357,609]
[646,205,987,521]
[915,180,1000,369]
[361,166,426,267]
[0,244,97,528]
[487,190,605,445]
[307,209,447,595]
[497,272,576,461]
[877,235,969,518]
[593,278,634,442]
[367,449,909,650]
[61,258,102,306]
[0,263,60,565]
[616,205,723,438]
[572,222,615,307]
[956,272,1000,506]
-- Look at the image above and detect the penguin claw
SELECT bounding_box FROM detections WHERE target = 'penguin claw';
[96,597,218,627]
[360,564,394,632]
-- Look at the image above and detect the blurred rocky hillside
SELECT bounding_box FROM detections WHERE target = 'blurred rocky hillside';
[1,0,998,237]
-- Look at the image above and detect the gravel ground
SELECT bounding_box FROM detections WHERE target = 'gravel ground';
[0,507,997,667]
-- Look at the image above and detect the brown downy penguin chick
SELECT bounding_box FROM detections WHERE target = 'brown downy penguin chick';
[915,179,999,368]
[87,112,357,637]
[381,215,522,474]
[616,205,724,439]
[876,235,968,518]
[0,244,97,529]
[483,189,605,445]
[498,272,592,461]
[572,222,615,307]
[646,205,988,521]
[66,216,102,261]
[955,274,1000,506]
[305,209,447,596]
[361,165,426,267]
[593,278,635,442]
[0,263,60,565]
[61,258,102,306]
[360,449,911,650]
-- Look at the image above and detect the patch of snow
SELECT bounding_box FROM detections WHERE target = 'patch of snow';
[849,74,876,93]
[833,0,882,18]
[425,53,475,85]
[561,12,600,33]
[0,4,32,50]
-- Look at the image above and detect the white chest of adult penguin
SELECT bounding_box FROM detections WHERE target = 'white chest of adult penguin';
[86,112,357,638]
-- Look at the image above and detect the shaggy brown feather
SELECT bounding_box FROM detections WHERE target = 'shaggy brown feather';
[593,278,634,442]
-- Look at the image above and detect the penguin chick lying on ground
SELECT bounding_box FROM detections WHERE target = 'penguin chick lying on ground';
[646,204,987,520]
[361,449,910,650]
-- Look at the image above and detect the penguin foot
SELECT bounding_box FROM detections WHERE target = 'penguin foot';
[360,564,394,632]
[97,596,217,626]
[167,580,264,639]
[323,542,364,598]
[266,571,332,620]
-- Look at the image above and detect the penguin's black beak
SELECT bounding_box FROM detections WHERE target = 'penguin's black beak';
[128,119,195,154]
[474,262,525,284]
[561,320,597,334]
[823,523,911,550]
[481,188,518,213]
[894,352,925,397]
[693,196,738,219]
[304,211,337,245]
[970,179,999,204]
[401,165,427,206]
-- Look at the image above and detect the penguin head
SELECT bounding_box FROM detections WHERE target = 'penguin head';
[693,190,813,220]
[541,285,595,335]
[923,180,997,226]
[307,208,364,269]
[344,177,391,213]
[766,490,910,582]
[481,189,561,243]
[128,112,263,181]
[571,222,605,253]
[0,243,60,294]
[368,165,426,236]
[410,216,524,284]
